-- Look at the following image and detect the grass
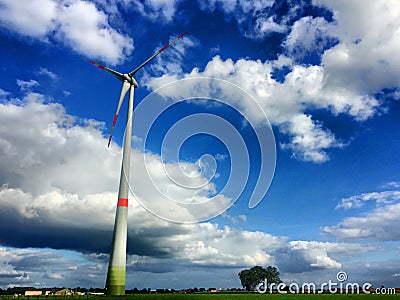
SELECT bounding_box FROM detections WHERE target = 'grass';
[132,293,398,300]
[2,294,398,300]
[128,294,398,300]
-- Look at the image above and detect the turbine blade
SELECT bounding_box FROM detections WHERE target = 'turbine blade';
[90,61,125,82]
[107,135,113,148]
[107,81,131,147]
[128,32,187,77]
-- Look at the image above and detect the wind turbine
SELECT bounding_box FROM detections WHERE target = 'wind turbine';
[90,32,187,296]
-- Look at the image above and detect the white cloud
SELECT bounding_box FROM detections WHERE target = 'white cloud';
[145,1,400,163]
[0,259,20,277]
[198,0,284,39]
[121,0,181,22]
[279,114,342,162]
[140,34,198,85]
[36,67,58,81]
[238,214,247,222]
[0,247,105,288]
[0,94,118,197]
[131,150,234,223]
[284,16,336,63]
[16,79,40,92]
[254,16,287,37]
[0,88,10,99]
[57,1,133,64]
[0,185,282,269]
[145,56,352,162]
[44,272,63,279]
[326,185,400,241]
[327,184,400,241]
[166,224,283,267]
[0,92,233,223]
[0,0,57,37]
[382,181,400,189]
[336,190,400,210]
[315,0,400,97]
[275,240,373,273]
[0,92,368,285]
[63,90,72,97]
[0,0,133,64]
[324,203,400,241]
[313,0,400,44]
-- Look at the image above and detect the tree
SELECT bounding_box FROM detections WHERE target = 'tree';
[264,266,281,286]
[238,266,281,291]
[238,269,259,291]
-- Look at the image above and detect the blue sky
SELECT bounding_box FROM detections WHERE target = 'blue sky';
[0,0,400,290]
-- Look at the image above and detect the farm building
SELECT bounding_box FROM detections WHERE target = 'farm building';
[24,290,42,296]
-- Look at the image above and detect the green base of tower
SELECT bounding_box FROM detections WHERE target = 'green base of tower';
[105,285,125,296]
[105,266,126,295]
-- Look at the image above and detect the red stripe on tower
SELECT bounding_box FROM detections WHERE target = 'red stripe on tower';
[117,198,128,207]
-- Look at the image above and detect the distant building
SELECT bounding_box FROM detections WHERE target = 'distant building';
[54,288,73,295]
[24,290,42,296]
[88,292,105,295]
[8,287,35,296]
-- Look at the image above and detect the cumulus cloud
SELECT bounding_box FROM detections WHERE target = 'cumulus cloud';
[145,34,198,79]
[324,203,400,241]
[0,94,118,197]
[0,0,133,64]
[145,56,359,162]
[325,185,400,241]
[121,0,182,22]
[315,0,400,96]
[197,0,287,39]
[1,0,398,289]
[144,1,399,163]
[56,1,133,64]
[336,190,400,210]
[275,241,372,273]
[0,90,368,288]
[0,247,106,288]
[252,15,287,37]
[0,91,275,256]
[279,114,343,162]
[0,0,57,37]
[283,16,338,64]
[382,181,400,189]
[0,89,232,221]
[0,183,283,275]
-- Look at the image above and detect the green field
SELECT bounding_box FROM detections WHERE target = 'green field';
[2,294,398,300]
[126,294,399,300]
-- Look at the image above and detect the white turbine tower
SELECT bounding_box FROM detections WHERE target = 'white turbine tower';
[90,32,187,295]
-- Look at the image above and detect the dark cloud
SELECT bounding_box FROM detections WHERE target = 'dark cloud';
[0,213,176,258]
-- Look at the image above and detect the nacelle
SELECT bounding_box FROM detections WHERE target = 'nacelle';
[123,74,138,88]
